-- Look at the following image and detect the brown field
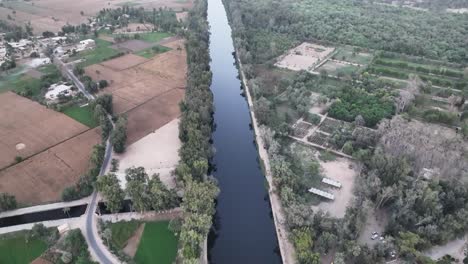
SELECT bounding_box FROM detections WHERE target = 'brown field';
[85,38,187,114]
[111,40,154,53]
[0,92,88,170]
[1,0,193,33]
[126,88,184,144]
[0,128,100,205]
[114,23,153,34]
[100,54,149,71]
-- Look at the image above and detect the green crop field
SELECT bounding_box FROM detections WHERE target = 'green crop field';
[134,221,178,264]
[75,39,123,67]
[110,220,141,250]
[135,45,171,59]
[0,234,47,264]
[139,32,172,43]
[62,104,98,128]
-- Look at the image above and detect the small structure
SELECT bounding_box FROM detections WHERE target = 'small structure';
[78,39,95,50]
[57,223,70,234]
[322,177,342,188]
[45,82,75,102]
[308,187,335,200]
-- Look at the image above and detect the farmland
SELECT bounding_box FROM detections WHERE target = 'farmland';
[0,92,89,170]
[0,231,47,264]
[0,0,193,33]
[134,221,178,264]
[62,104,98,128]
[0,128,100,205]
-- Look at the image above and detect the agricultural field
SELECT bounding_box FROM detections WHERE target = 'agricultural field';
[134,221,178,264]
[0,92,89,170]
[0,0,192,33]
[84,38,186,145]
[368,52,467,90]
[62,104,98,128]
[108,221,179,264]
[0,231,47,264]
[0,128,100,205]
[71,39,124,68]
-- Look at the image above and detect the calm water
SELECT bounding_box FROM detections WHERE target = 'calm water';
[207,0,282,263]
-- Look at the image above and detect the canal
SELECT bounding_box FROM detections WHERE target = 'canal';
[207,0,282,263]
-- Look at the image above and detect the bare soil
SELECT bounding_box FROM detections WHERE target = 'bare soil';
[100,54,149,71]
[0,128,100,205]
[1,0,193,33]
[123,223,145,258]
[85,39,187,115]
[275,42,335,72]
[312,158,358,218]
[111,40,154,53]
[0,92,88,170]
[113,118,180,189]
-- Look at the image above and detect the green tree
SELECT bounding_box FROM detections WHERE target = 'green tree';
[149,175,178,211]
[0,193,17,212]
[96,173,124,213]
[125,167,150,213]
[111,116,127,153]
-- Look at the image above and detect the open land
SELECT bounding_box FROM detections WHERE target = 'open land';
[0,0,193,33]
[113,118,180,189]
[0,128,100,205]
[84,38,186,114]
[0,92,89,170]
[275,42,335,72]
[313,158,358,218]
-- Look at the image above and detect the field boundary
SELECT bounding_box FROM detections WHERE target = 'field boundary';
[0,127,94,172]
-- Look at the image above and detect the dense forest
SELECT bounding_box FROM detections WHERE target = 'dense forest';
[224,0,468,64]
[223,0,468,263]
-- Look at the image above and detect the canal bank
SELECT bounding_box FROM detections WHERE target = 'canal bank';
[206,0,282,263]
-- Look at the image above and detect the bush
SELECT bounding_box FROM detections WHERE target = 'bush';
[111,116,127,153]
[98,79,108,89]
[305,113,321,125]
[422,109,458,125]
[0,193,17,212]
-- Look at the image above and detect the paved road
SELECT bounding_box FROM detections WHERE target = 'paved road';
[56,58,119,263]
[53,56,94,100]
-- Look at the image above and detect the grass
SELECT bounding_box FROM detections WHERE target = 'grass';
[334,47,374,65]
[110,220,141,250]
[138,32,172,43]
[0,233,47,264]
[134,221,178,264]
[62,104,98,128]
[135,45,171,59]
[75,38,122,67]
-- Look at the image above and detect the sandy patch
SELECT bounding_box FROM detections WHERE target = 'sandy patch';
[123,223,145,258]
[176,11,188,22]
[312,158,357,218]
[113,118,180,189]
[424,235,467,261]
[275,42,335,72]
[15,143,26,150]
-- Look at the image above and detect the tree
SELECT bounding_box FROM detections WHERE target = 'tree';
[149,175,178,211]
[111,116,127,153]
[0,193,17,212]
[102,228,112,246]
[98,80,108,89]
[92,94,113,114]
[63,207,70,217]
[125,167,150,213]
[96,173,124,213]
